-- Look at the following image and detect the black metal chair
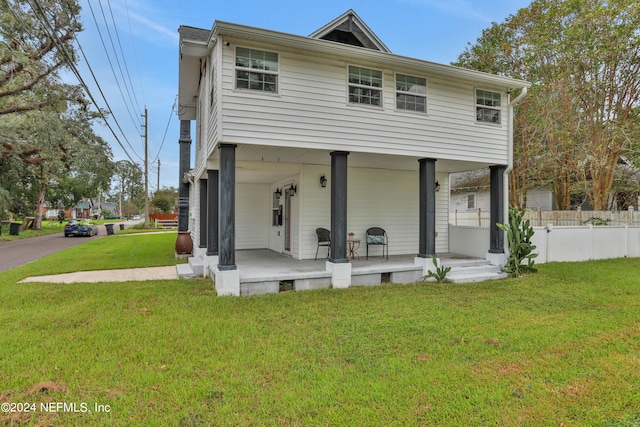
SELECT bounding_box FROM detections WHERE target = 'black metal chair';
[315,228,331,260]
[366,227,388,260]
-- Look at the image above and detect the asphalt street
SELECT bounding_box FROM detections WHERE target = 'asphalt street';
[0,223,119,273]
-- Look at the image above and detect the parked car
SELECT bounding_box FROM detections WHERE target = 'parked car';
[64,220,98,237]
[132,215,141,220]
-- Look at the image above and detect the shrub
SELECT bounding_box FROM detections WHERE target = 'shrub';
[497,207,538,277]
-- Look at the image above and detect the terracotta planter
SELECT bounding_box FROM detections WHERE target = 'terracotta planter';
[175,231,193,254]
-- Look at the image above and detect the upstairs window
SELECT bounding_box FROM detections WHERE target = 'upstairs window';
[476,89,501,124]
[348,65,382,107]
[396,74,426,113]
[235,47,278,93]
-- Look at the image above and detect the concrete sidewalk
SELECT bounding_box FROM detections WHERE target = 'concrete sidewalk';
[19,266,178,284]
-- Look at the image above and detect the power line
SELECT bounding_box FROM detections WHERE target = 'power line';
[124,0,146,106]
[106,0,144,118]
[86,0,142,133]
[24,0,143,164]
[151,95,176,163]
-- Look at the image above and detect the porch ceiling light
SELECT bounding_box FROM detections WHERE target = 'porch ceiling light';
[435,181,440,192]
[290,185,297,196]
[320,174,327,188]
[274,188,282,199]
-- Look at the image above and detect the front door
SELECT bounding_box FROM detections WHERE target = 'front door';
[284,188,292,253]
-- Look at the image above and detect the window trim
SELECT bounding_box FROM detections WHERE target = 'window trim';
[475,88,502,125]
[234,46,279,94]
[467,194,476,210]
[347,64,384,108]
[395,72,427,114]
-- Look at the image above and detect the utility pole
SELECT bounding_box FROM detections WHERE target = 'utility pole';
[143,108,149,227]
[157,158,161,192]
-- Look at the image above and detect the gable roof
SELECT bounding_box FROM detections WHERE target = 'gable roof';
[309,9,390,53]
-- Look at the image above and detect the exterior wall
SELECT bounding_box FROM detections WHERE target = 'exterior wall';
[450,187,554,219]
[449,226,490,258]
[217,39,509,163]
[450,190,490,214]
[526,188,555,211]
[236,183,270,250]
[299,164,449,260]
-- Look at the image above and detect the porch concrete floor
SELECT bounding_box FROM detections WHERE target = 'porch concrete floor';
[235,249,481,283]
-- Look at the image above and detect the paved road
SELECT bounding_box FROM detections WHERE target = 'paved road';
[0,222,131,273]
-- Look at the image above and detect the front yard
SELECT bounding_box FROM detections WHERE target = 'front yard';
[1,234,638,426]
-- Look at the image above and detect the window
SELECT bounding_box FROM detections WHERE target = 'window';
[476,89,501,124]
[396,74,426,113]
[235,47,278,93]
[467,194,476,210]
[348,65,382,106]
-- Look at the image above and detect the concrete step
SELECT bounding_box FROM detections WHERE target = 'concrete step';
[177,263,201,279]
[444,262,507,283]
[188,256,204,276]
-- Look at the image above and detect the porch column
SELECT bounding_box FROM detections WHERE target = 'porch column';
[198,178,207,249]
[417,158,437,258]
[329,151,349,264]
[327,151,351,289]
[177,120,191,232]
[214,145,239,296]
[218,145,237,270]
[206,170,219,256]
[489,165,506,254]
[176,120,192,255]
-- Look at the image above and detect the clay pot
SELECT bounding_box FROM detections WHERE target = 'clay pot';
[175,231,193,254]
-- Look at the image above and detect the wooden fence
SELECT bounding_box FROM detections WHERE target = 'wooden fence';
[449,207,640,227]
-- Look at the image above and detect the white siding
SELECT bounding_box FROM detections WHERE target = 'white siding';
[218,41,508,163]
[299,164,449,259]
[236,183,270,249]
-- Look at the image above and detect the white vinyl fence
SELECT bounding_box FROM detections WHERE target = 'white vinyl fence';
[450,207,640,227]
[449,224,640,264]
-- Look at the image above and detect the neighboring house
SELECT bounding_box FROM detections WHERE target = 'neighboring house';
[177,10,530,294]
[449,169,556,214]
[99,202,120,218]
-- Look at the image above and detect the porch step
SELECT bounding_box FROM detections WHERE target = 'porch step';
[443,261,507,283]
[177,259,203,279]
[188,256,204,276]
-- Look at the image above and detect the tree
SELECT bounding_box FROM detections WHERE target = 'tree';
[112,160,144,213]
[0,0,82,115]
[0,107,113,227]
[151,187,177,214]
[455,0,640,210]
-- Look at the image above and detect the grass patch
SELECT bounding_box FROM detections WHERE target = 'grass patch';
[0,220,66,241]
[1,233,182,283]
[0,245,639,425]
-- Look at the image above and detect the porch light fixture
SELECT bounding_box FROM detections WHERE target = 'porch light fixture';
[320,174,327,188]
[290,185,297,197]
[274,188,282,199]
[435,181,440,192]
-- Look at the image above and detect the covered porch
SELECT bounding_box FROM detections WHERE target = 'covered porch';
[179,249,506,296]
[177,123,509,295]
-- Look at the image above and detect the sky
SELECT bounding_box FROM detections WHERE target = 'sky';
[73,0,532,193]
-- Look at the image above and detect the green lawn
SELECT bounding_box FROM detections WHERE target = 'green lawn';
[0,220,66,241]
[1,235,639,426]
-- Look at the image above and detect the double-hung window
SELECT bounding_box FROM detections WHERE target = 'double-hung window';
[467,194,476,210]
[475,89,501,124]
[348,65,382,107]
[396,74,427,113]
[235,47,278,93]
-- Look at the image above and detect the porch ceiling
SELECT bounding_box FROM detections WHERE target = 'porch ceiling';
[210,144,496,179]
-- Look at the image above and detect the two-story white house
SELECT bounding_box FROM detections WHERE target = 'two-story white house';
[177,10,530,295]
